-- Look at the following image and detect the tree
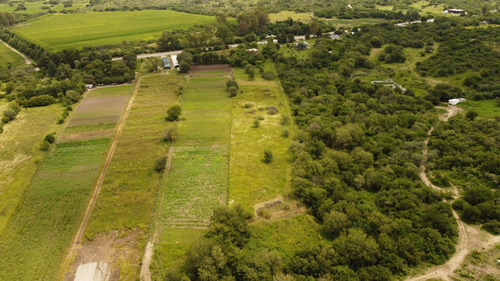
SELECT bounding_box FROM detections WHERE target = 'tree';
[179,61,191,73]
[157,31,181,51]
[166,105,182,121]
[122,51,137,69]
[228,86,238,97]
[143,57,161,72]
[244,64,255,80]
[466,111,478,120]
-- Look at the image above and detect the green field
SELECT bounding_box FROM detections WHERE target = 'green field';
[269,11,312,22]
[0,86,131,280]
[0,104,62,235]
[229,63,293,209]
[0,42,24,68]
[458,99,500,118]
[161,75,231,227]
[12,10,216,51]
[0,138,110,280]
[328,17,386,27]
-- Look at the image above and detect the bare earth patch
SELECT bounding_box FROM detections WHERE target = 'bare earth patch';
[253,196,306,221]
[58,130,115,143]
[189,64,232,74]
[68,96,129,127]
[65,230,142,281]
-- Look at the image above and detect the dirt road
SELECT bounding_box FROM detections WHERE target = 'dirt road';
[1,40,32,65]
[407,105,500,281]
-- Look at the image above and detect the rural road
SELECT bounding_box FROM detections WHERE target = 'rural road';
[0,40,32,65]
[407,105,500,281]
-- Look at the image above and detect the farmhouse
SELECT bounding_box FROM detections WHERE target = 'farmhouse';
[170,55,179,68]
[448,98,466,105]
[443,9,466,15]
[246,48,259,53]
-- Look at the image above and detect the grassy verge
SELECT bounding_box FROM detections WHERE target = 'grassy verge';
[0,42,24,68]
[229,62,293,209]
[458,99,500,118]
[0,104,62,234]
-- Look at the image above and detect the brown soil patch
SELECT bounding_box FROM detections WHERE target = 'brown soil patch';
[64,230,142,281]
[58,130,115,143]
[68,96,129,126]
[189,64,232,74]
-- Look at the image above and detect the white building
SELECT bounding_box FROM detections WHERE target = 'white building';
[448,98,466,105]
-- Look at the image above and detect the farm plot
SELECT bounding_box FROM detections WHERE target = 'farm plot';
[12,10,215,51]
[0,85,131,280]
[150,68,231,280]
[71,74,183,280]
[0,104,62,235]
[0,42,24,68]
[229,63,293,209]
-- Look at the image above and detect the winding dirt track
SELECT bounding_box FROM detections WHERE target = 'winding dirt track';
[407,105,500,281]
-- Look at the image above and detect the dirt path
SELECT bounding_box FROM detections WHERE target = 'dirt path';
[407,105,500,281]
[140,146,175,281]
[1,40,32,65]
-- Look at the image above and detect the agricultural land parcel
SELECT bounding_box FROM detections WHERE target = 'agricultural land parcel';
[0,41,24,68]
[81,74,184,280]
[0,0,88,14]
[0,103,62,234]
[0,85,131,280]
[11,10,216,51]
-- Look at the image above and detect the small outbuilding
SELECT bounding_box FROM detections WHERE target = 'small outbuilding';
[448,98,466,105]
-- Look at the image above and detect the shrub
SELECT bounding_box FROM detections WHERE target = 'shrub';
[263,149,273,163]
[482,220,500,235]
[266,106,278,115]
[466,111,478,120]
[282,128,289,138]
[2,116,10,124]
[8,102,21,113]
[24,95,57,107]
[44,133,56,144]
[243,103,254,108]
[161,126,178,142]
[3,108,17,121]
[39,141,50,151]
[252,119,260,128]
[0,124,3,134]
[154,156,167,173]
[65,90,81,103]
[228,86,238,97]
[280,115,290,125]
[262,71,276,80]
[226,79,239,90]
[166,104,182,121]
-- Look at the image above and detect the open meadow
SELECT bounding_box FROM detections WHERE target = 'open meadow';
[0,85,131,281]
[12,10,216,51]
[0,42,24,68]
[229,63,293,209]
[0,103,62,234]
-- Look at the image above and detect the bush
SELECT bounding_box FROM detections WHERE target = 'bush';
[2,116,10,124]
[154,156,167,173]
[44,133,56,144]
[166,104,182,121]
[263,149,273,163]
[243,103,254,108]
[226,79,239,90]
[3,108,17,121]
[228,86,238,97]
[252,119,260,128]
[39,141,50,151]
[482,220,500,235]
[8,102,21,113]
[24,95,57,107]
[65,90,81,103]
[282,128,289,138]
[280,115,290,125]
[161,126,178,142]
[266,106,278,115]
[262,71,276,80]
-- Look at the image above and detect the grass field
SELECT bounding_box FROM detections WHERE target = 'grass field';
[161,74,231,227]
[458,99,500,118]
[229,63,293,209]
[0,42,24,68]
[12,10,216,51]
[269,11,312,22]
[0,103,62,235]
[0,1,88,14]
[328,17,386,27]
[0,86,131,280]
[0,138,110,280]
[410,1,446,15]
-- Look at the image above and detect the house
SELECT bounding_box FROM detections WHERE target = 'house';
[448,98,466,105]
[246,48,259,53]
[481,20,489,25]
[427,18,435,23]
[395,22,410,27]
[331,34,341,39]
[444,9,466,15]
[170,55,179,68]
[86,84,93,89]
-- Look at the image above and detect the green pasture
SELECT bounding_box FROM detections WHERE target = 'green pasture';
[229,63,293,209]
[12,10,216,51]
[0,42,24,68]
[410,1,445,15]
[0,138,110,281]
[458,99,500,118]
[0,104,62,235]
[328,17,386,27]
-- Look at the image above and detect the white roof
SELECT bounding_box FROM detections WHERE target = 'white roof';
[448,98,466,105]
